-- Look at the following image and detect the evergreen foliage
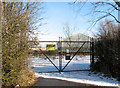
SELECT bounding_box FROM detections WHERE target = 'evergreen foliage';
[92,19,120,80]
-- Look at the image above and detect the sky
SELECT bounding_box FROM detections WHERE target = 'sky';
[36,2,118,41]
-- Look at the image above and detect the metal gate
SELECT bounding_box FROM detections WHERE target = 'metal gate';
[30,38,94,73]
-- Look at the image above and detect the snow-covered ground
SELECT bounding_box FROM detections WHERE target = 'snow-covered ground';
[29,55,120,87]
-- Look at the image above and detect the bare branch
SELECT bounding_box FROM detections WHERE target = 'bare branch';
[108,13,120,23]
[113,0,120,7]
[106,2,120,11]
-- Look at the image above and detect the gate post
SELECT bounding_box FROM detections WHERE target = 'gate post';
[90,38,94,67]
[59,37,62,72]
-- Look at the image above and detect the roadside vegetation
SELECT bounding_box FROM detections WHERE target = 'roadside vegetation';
[92,19,120,81]
[2,2,44,86]
[72,0,120,81]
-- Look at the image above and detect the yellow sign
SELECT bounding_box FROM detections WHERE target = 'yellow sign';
[46,44,55,51]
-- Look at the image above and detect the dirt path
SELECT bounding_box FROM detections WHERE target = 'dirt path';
[32,77,115,88]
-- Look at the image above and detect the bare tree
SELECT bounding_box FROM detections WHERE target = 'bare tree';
[72,0,120,30]
[93,19,120,80]
[63,24,75,51]
[63,24,90,53]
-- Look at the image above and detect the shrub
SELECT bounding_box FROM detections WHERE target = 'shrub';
[2,2,43,86]
[92,19,120,80]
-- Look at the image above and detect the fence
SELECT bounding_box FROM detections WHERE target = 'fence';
[29,39,94,72]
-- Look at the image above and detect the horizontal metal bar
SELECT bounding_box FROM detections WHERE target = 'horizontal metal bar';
[38,69,90,73]
[33,51,91,54]
[62,69,90,72]
[29,41,91,43]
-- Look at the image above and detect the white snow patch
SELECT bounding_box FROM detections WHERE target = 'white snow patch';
[29,56,120,87]
[35,72,118,87]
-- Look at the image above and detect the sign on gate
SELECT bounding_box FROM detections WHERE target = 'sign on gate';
[46,44,55,51]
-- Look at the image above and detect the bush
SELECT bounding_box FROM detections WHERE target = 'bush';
[2,2,43,86]
[92,19,120,80]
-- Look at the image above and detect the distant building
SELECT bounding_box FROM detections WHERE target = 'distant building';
[62,33,91,52]
[63,33,91,41]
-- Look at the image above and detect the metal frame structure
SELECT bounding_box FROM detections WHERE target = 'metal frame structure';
[30,39,94,73]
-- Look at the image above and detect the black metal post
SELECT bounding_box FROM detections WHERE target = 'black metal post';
[90,39,92,67]
[91,38,94,66]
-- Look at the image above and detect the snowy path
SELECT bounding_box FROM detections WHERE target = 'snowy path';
[30,56,120,87]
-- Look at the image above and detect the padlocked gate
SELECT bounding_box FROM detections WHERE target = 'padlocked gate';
[30,38,94,73]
